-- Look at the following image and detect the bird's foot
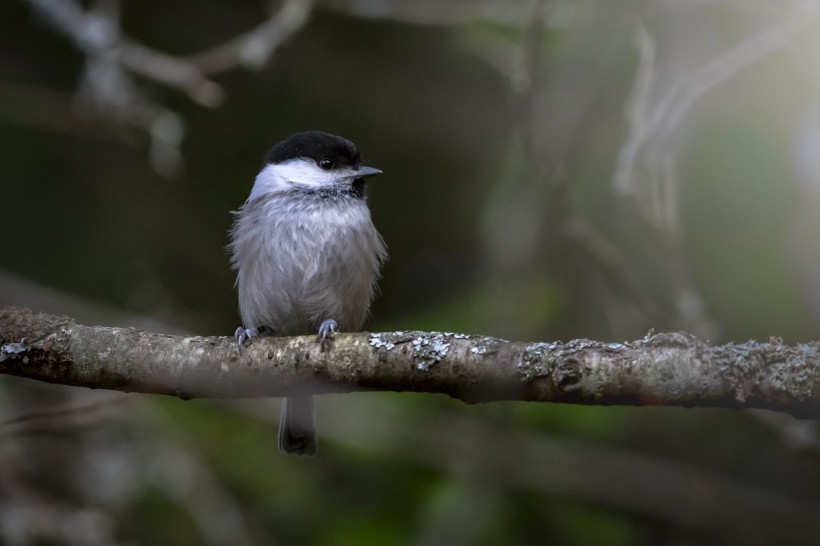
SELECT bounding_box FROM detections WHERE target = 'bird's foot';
[235,325,267,349]
[316,319,337,352]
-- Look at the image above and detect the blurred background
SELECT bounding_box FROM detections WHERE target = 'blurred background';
[3,0,820,544]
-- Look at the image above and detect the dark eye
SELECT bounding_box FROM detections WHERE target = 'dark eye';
[319,158,333,170]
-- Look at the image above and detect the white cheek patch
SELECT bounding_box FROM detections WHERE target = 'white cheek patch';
[276,158,336,187]
[249,158,336,199]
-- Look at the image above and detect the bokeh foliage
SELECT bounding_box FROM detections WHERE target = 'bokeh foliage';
[3,1,820,544]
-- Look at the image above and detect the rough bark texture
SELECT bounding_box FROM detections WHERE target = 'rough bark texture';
[2,307,819,416]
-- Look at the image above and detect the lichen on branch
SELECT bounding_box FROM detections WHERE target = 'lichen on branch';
[2,307,819,417]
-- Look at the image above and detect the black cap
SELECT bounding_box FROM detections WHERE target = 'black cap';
[264,131,364,170]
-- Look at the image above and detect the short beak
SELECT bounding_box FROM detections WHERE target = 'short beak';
[355,165,383,178]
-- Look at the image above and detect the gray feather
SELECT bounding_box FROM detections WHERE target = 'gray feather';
[230,188,386,335]
[229,147,386,456]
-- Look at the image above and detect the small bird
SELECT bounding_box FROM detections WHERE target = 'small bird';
[229,131,387,456]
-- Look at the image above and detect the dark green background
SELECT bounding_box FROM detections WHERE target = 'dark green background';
[2,1,820,545]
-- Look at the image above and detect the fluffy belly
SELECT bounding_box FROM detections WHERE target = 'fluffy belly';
[235,196,385,335]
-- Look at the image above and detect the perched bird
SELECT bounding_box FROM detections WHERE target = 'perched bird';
[229,131,387,456]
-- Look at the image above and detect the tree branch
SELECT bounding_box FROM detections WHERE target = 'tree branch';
[2,307,819,417]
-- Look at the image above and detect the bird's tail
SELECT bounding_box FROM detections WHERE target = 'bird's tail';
[278,396,317,456]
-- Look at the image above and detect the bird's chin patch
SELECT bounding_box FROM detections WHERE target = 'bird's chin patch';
[350,179,367,198]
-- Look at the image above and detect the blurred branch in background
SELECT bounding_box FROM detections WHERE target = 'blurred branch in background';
[3,307,820,416]
[0,397,255,546]
[16,0,313,176]
[614,2,820,232]
[11,0,555,181]
[11,0,553,179]
[320,397,820,546]
[4,386,819,546]
[608,2,820,339]
[473,0,820,345]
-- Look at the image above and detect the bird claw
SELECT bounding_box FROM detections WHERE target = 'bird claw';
[316,319,337,351]
[235,326,264,349]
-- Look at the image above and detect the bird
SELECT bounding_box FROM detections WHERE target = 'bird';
[228,130,387,456]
